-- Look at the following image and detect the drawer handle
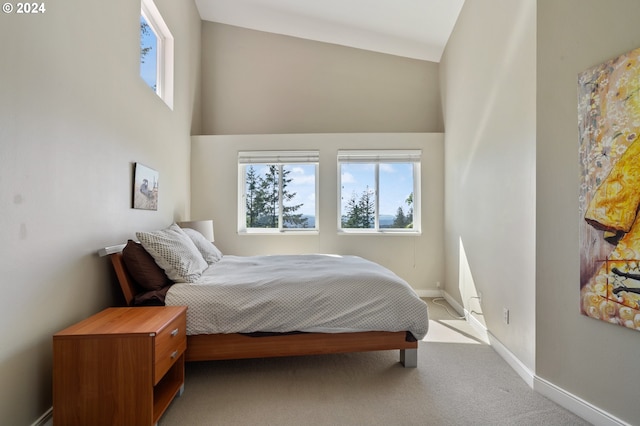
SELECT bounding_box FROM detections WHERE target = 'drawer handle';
[170,350,179,359]
[170,328,179,337]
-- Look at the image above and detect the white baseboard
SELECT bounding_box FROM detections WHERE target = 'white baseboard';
[415,289,443,298]
[432,289,627,424]
[441,290,464,315]
[534,376,630,426]
[466,311,486,333]
[486,329,627,425]
[417,290,470,321]
[487,332,535,388]
[31,407,52,426]
[416,290,470,319]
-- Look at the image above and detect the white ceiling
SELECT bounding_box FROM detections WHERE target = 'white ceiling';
[194,0,465,62]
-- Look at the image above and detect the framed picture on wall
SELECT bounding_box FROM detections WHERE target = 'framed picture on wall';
[133,162,158,210]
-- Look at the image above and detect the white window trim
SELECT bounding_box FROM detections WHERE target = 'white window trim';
[141,0,174,109]
[337,149,421,235]
[238,151,320,234]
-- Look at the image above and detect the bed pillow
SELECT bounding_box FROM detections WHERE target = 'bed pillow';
[122,240,172,291]
[180,227,223,264]
[136,223,208,283]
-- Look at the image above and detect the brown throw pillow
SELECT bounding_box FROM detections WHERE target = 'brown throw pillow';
[122,240,172,291]
[134,286,171,306]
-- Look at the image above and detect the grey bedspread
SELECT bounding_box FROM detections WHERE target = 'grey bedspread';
[165,254,429,339]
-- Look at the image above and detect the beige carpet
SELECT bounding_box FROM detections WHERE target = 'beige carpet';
[158,300,590,426]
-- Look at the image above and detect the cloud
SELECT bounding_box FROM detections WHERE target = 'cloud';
[292,175,315,185]
[341,172,356,183]
[288,166,315,185]
[380,164,395,173]
[307,193,316,203]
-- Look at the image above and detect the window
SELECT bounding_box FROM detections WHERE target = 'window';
[140,0,174,109]
[338,150,421,233]
[139,14,157,91]
[238,151,319,233]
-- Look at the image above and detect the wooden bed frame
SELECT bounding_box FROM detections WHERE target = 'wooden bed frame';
[99,244,418,368]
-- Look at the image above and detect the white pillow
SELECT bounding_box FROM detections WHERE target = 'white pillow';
[136,223,208,283]
[180,227,223,265]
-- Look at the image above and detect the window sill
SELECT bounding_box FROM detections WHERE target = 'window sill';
[337,230,422,236]
[238,230,320,236]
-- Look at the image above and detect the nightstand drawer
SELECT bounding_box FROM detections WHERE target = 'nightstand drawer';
[154,312,186,383]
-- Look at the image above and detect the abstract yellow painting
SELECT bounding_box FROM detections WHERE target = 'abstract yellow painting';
[578,46,640,331]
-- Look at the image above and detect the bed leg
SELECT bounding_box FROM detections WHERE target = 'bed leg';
[400,348,417,368]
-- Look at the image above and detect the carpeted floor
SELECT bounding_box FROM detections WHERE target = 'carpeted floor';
[158,299,590,426]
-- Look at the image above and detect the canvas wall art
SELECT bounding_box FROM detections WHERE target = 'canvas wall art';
[133,162,158,210]
[578,46,640,331]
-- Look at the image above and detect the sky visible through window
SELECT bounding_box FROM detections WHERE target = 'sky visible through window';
[248,163,413,217]
[341,163,414,219]
[252,164,316,216]
[283,164,316,216]
[140,15,157,90]
[244,162,414,229]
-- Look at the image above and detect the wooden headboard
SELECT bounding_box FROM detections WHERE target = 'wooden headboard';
[98,244,138,307]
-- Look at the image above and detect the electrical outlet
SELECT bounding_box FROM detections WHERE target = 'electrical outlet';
[503,308,510,324]
[436,281,441,288]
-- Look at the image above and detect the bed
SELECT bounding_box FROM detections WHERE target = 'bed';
[98,224,429,368]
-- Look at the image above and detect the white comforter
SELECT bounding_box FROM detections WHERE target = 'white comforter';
[165,254,429,339]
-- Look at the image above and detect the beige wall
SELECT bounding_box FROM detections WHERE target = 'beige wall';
[190,134,444,293]
[195,25,446,293]
[0,1,201,424]
[444,0,640,422]
[537,0,640,423]
[200,22,443,135]
[440,0,537,370]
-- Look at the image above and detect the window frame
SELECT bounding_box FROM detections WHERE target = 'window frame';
[140,0,174,109]
[337,150,421,235]
[238,151,320,234]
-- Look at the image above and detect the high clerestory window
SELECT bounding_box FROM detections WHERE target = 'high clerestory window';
[238,151,319,234]
[140,0,174,109]
[338,150,421,234]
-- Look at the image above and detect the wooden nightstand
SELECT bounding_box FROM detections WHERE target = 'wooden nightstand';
[53,306,187,426]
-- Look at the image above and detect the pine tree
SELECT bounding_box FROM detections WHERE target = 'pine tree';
[246,165,308,229]
[342,192,362,228]
[392,192,414,228]
[393,206,407,227]
[140,21,153,64]
[281,167,308,228]
[358,187,375,228]
[405,192,414,228]
[342,187,375,228]
[258,165,279,228]
[245,166,261,227]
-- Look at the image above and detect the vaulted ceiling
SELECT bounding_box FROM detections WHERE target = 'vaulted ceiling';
[195,0,465,62]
